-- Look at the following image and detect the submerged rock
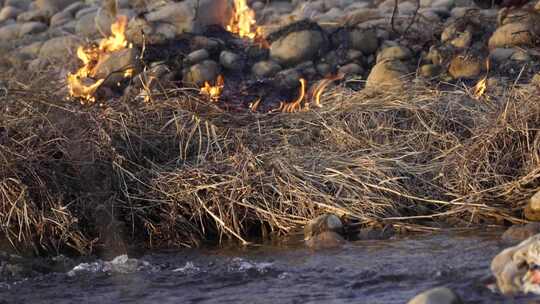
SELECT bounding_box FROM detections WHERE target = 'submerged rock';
[407,287,463,304]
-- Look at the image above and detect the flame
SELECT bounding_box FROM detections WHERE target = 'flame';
[227,0,266,46]
[309,73,344,108]
[278,78,307,113]
[473,58,490,100]
[249,98,261,112]
[200,75,224,101]
[67,15,132,104]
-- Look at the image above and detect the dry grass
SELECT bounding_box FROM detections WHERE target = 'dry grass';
[0,66,539,255]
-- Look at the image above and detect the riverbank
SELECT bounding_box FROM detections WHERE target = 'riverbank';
[2,62,539,255]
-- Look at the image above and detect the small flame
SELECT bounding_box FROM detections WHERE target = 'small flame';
[67,15,132,104]
[249,98,261,112]
[278,78,307,113]
[309,73,344,108]
[200,75,224,101]
[227,0,267,46]
[473,58,490,100]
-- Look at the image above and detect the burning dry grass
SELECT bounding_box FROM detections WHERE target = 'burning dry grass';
[1,68,539,255]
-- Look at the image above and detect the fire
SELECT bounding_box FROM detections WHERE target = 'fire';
[277,74,342,113]
[200,75,224,101]
[278,78,307,113]
[473,58,490,100]
[309,73,344,108]
[67,15,132,104]
[227,0,265,45]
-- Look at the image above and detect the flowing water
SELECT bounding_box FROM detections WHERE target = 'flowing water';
[1,231,540,304]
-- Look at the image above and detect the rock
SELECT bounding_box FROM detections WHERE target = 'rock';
[489,48,517,62]
[62,2,87,16]
[419,64,442,78]
[28,57,49,71]
[74,7,97,19]
[275,68,302,89]
[75,12,99,38]
[184,49,210,65]
[190,36,221,52]
[252,60,282,78]
[0,6,22,23]
[219,51,244,71]
[432,0,455,10]
[491,234,540,295]
[270,30,326,67]
[16,10,50,23]
[39,35,80,60]
[0,23,19,41]
[348,28,379,55]
[93,48,140,86]
[338,63,363,76]
[4,0,32,10]
[145,0,231,35]
[18,41,44,57]
[35,0,77,15]
[183,60,220,86]
[525,190,540,221]
[50,10,72,27]
[366,60,410,88]
[18,22,48,37]
[448,55,484,79]
[511,50,531,61]
[407,287,462,304]
[502,223,540,244]
[346,49,364,62]
[304,214,345,249]
[316,62,333,76]
[376,45,412,63]
[488,22,539,49]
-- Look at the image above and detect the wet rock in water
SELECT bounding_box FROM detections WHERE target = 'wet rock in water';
[502,223,540,244]
[270,30,326,67]
[448,54,484,79]
[304,214,345,249]
[219,51,244,71]
[67,255,152,276]
[376,45,412,63]
[348,28,379,55]
[252,60,282,78]
[184,49,210,65]
[183,59,220,86]
[407,287,463,304]
[366,60,410,88]
[488,22,539,49]
[525,190,540,221]
[491,234,540,295]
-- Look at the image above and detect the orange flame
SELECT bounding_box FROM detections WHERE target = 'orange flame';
[309,73,344,108]
[473,59,490,100]
[278,78,307,113]
[200,75,224,101]
[67,15,132,104]
[227,0,267,46]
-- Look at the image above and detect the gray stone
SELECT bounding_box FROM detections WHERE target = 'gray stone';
[376,45,412,63]
[35,0,77,15]
[50,11,72,27]
[74,7,97,19]
[511,50,531,61]
[185,49,210,65]
[366,60,410,88]
[316,62,332,76]
[28,57,49,71]
[275,68,302,89]
[39,35,80,60]
[18,41,44,57]
[270,30,325,67]
[252,60,282,78]
[219,51,244,70]
[502,223,540,244]
[348,28,379,55]
[183,60,220,86]
[419,64,442,78]
[62,2,87,16]
[338,63,363,76]
[525,190,540,221]
[304,214,344,249]
[93,48,140,80]
[346,49,364,62]
[0,23,19,41]
[17,10,50,23]
[75,12,99,38]
[190,36,221,52]
[407,287,462,304]
[19,22,48,37]
[4,0,32,10]
[0,6,22,23]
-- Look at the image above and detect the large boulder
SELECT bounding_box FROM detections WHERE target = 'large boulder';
[488,22,539,49]
[270,30,326,67]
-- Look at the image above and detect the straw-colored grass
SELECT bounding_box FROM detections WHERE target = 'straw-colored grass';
[0,66,539,255]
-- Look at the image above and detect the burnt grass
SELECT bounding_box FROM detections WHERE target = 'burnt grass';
[0,57,539,257]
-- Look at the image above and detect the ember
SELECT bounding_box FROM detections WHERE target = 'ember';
[67,15,132,104]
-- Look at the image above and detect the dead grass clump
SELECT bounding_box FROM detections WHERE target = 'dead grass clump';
[1,67,539,254]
